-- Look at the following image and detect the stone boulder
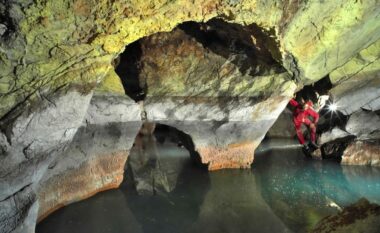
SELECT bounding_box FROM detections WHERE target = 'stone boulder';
[341,141,380,166]
[137,25,296,170]
[311,198,380,233]
[345,110,380,140]
[317,38,380,165]
[318,110,380,165]
[266,108,296,139]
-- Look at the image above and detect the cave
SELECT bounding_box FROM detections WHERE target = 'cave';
[1,1,380,233]
[123,122,206,196]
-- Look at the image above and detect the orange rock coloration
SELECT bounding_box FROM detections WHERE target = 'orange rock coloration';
[37,151,128,222]
[341,141,380,167]
[199,142,257,170]
[138,24,296,170]
[34,93,142,223]
[0,0,379,232]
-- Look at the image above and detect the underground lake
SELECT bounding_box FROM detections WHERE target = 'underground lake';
[36,139,380,233]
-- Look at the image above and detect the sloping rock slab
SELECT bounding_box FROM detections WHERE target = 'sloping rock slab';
[311,198,380,233]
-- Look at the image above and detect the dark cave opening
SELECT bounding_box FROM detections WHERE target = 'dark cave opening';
[114,40,145,101]
[153,123,205,168]
[290,76,349,135]
[178,19,283,72]
[123,122,206,195]
[0,2,17,41]
[264,75,356,161]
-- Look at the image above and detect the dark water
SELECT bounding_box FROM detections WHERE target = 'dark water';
[37,140,380,233]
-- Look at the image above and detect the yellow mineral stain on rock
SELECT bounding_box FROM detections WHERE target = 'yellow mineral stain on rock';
[96,68,125,94]
[2,0,379,118]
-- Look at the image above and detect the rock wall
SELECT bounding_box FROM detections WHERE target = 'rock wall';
[266,108,296,138]
[0,88,93,233]
[318,39,380,166]
[330,40,380,115]
[138,25,296,169]
[311,198,380,233]
[37,93,142,222]
[0,0,379,232]
[1,0,379,120]
[341,141,380,167]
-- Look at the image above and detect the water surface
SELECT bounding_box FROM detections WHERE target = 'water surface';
[37,139,380,233]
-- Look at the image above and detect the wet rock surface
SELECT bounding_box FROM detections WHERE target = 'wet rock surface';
[341,141,380,166]
[318,95,380,166]
[331,73,380,116]
[345,110,380,140]
[37,92,142,222]
[317,39,380,166]
[0,0,380,232]
[36,142,380,233]
[311,198,380,233]
[266,108,296,139]
[0,88,93,233]
[135,25,296,169]
[1,0,379,121]
[0,185,37,233]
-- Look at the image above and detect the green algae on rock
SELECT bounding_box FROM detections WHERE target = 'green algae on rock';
[1,0,380,119]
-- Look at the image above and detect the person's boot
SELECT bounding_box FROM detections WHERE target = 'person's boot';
[309,141,319,150]
[302,143,311,157]
[302,143,310,151]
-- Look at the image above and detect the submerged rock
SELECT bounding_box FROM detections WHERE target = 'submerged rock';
[311,198,380,233]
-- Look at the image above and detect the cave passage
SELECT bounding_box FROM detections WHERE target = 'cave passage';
[266,76,352,160]
[114,40,145,101]
[123,122,205,195]
[36,139,380,233]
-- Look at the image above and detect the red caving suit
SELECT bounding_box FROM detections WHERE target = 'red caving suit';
[289,99,319,144]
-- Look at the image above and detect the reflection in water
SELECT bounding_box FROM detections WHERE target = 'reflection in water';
[37,139,380,233]
[188,170,291,233]
[254,141,380,232]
